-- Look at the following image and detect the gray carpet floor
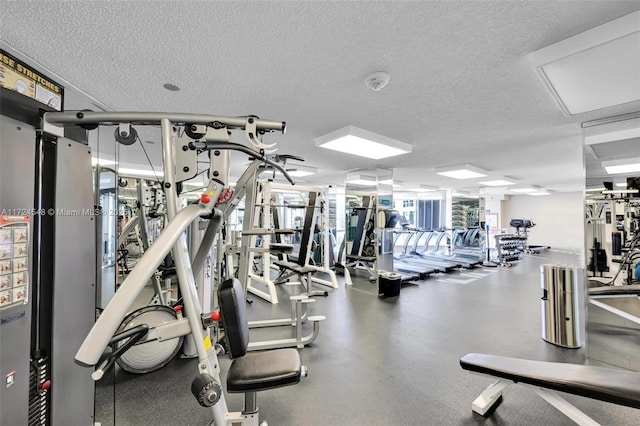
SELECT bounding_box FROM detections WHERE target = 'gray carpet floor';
[95,250,640,425]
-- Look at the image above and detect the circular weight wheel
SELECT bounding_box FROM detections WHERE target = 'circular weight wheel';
[366,221,374,232]
[115,305,184,374]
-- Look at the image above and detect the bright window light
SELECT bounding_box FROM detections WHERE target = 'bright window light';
[316,126,412,160]
[531,11,640,116]
[435,164,488,179]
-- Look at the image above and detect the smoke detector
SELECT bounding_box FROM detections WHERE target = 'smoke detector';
[364,71,390,91]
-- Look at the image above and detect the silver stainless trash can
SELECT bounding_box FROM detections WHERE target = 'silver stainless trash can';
[540,264,581,348]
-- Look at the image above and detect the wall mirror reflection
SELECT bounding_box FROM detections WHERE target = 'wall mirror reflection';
[583,114,640,372]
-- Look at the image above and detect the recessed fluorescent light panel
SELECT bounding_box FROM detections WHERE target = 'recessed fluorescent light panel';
[584,127,640,145]
[531,10,640,116]
[602,158,640,174]
[379,179,404,188]
[528,191,551,196]
[286,164,318,177]
[435,164,488,179]
[478,179,517,186]
[511,186,540,193]
[346,175,378,186]
[407,184,438,192]
[315,126,412,160]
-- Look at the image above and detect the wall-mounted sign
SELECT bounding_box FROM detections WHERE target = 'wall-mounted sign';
[0,49,64,111]
[0,216,30,310]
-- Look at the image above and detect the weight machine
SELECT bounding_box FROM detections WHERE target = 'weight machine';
[43,110,306,425]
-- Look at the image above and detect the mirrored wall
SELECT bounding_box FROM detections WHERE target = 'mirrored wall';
[583,114,640,371]
[343,167,394,285]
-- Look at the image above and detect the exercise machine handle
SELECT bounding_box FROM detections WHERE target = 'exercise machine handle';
[189,141,295,185]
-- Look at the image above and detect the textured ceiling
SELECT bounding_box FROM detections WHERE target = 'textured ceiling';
[2,1,640,193]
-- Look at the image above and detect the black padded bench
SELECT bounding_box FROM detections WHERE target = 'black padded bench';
[460,353,640,423]
[273,260,329,297]
[219,278,305,415]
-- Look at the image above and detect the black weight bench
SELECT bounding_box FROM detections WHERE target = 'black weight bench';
[273,260,329,297]
[460,353,640,424]
[219,278,306,417]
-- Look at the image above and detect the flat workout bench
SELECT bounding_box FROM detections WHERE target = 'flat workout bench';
[460,353,640,425]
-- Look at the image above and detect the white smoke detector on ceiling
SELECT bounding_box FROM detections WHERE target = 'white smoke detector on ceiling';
[364,71,390,91]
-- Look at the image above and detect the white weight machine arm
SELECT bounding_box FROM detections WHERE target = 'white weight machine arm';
[76,202,217,366]
[43,111,286,134]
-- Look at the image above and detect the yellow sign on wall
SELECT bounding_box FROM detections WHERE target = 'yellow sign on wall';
[0,49,64,111]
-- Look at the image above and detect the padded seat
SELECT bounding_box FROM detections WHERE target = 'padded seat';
[269,243,294,253]
[219,278,303,396]
[460,353,640,409]
[346,255,376,262]
[273,260,317,275]
[227,348,301,393]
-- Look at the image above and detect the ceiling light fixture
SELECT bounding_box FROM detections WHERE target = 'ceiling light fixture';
[379,179,404,188]
[478,178,517,186]
[528,191,551,196]
[584,127,640,145]
[316,126,412,160]
[602,158,640,174]
[406,184,438,192]
[346,174,378,186]
[435,164,488,179]
[285,164,318,177]
[531,10,640,116]
[511,186,541,193]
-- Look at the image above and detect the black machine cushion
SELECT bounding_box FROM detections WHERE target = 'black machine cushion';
[219,278,303,393]
[460,353,640,409]
[269,243,294,253]
[273,260,317,275]
[226,348,302,393]
[219,278,250,359]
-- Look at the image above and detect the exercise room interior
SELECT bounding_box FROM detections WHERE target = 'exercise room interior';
[1,2,640,426]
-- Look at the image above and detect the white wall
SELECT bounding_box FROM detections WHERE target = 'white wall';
[501,192,584,254]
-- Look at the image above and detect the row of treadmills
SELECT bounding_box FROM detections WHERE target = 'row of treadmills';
[392,228,484,280]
